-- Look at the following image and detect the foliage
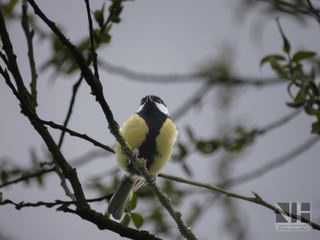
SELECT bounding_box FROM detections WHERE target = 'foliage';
[261,18,320,134]
[0,0,319,239]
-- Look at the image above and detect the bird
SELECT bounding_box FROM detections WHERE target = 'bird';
[107,95,178,220]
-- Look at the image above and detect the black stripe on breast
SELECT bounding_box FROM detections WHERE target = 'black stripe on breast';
[126,110,167,176]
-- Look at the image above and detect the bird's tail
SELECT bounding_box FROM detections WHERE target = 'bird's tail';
[107,176,135,220]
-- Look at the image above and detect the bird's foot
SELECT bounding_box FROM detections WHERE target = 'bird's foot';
[147,175,157,185]
[127,149,139,165]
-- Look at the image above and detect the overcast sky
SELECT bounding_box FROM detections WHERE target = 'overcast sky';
[1,0,320,240]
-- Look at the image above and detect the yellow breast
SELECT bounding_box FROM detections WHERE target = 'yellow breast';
[115,114,178,176]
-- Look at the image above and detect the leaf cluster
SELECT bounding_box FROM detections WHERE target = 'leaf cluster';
[41,0,129,75]
[261,19,320,134]
[0,149,52,187]
[174,126,257,175]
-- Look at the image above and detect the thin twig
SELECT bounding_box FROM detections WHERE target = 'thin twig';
[220,135,320,188]
[158,173,320,231]
[58,77,84,148]
[171,81,214,121]
[101,0,120,32]
[256,109,302,134]
[306,0,320,23]
[1,65,114,153]
[1,6,161,240]
[0,167,55,189]
[21,1,38,108]
[84,0,99,80]
[27,0,132,158]
[131,157,198,240]
[0,194,112,210]
[41,119,115,153]
[99,59,282,85]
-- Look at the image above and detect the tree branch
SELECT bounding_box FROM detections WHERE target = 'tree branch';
[21,1,38,109]
[84,0,99,80]
[171,81,214,121]
[99,59,282,85]
[58,77,84,148]
[1,9,161,239]
[220,135,320,188]
[158,173,320,231]
[0,167,55,189]
[0,194,112,209]
[27,0,132,158]
[131,156,198,240]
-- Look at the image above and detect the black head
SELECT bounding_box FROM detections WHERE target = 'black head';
[137,95,169,116]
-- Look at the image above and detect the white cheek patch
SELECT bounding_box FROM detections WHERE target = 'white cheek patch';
[137,103,146,113]
[155,102,169,116]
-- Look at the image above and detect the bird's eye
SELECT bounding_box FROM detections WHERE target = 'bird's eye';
[140,96,147,105]
[150,95,166,106]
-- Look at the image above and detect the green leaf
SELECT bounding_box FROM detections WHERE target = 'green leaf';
[131,213,144,229]
[270,57,290,80]
[129,191,137,210]
[36,175,43,186]
[94,3,105,27]
[8,0,18,11]
[182,163,193,177]
[292,51,317,62]
[276,18,291,53]
[176,143,187,161]
[260,55,286,67]
[93,29,111,45]
[196,140,219,154]
[286,101,305,108]
[304,103,320,119]
[109,1,123,24]
[185,126,195,142]
[1,171,8,183]
[310,66,316,80]
[120,214,131,226]
[308,81,319,97]
[311,121,320,134]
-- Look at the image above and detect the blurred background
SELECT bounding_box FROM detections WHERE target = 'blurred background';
[0,0,320,239]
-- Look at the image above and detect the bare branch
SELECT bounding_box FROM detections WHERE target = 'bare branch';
[0,195,112,209]
[99,59,283,85]
[27,0,132,158]
[158,173,320,231]
[131,156,198,240]
[256,109,302,134]
[1,9,161,239]
[84,0,99,80]
[221,135,320,188]
[21,1,38,108]
[171,81,214,121]
[0,167,55,189]
[58,77,84,148]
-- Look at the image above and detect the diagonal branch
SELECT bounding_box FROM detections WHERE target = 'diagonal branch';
[58,77,84,148]
[220,135,320,188]
[27,0,132,158]
[171,81,214,121]
[21,1,38,108]
[0,167,55,189]
[131,156,198,240]
[158,173,320,231]
[1,8,160,239]
[99,59,282,85]
[84,0,99,80]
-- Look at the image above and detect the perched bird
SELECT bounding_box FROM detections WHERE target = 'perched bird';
[107,95,178,220]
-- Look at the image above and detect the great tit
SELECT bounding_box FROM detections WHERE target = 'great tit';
[107,95,178,220]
